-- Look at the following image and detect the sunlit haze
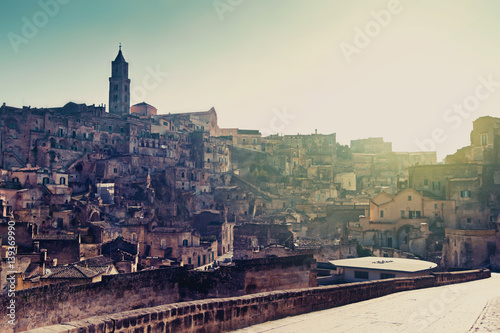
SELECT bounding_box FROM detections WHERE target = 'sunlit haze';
[2,0,500,161]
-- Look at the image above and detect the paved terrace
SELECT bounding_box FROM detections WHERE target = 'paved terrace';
[235,273,500,333]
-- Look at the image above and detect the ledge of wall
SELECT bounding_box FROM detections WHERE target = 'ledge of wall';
[24,269,490,333]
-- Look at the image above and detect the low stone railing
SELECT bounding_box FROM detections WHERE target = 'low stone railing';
[24,269,490,333]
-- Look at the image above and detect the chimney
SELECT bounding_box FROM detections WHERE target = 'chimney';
[34,241,40,253]
[40,249,47,275]
[52,259,57,267]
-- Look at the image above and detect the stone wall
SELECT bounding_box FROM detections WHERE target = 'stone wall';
[0,255,315,332]
[24,269,490,333]
[1,267,182,332]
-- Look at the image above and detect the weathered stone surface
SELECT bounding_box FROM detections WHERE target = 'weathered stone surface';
[21,269,490,333]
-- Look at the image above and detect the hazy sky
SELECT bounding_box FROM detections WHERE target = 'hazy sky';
[2,0,500,161]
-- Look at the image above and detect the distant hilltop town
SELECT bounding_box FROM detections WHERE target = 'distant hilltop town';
[1,48,500,325]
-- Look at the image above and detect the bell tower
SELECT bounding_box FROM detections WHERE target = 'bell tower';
[108,44,131,115]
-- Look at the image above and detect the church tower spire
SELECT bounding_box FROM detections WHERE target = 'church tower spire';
[108,44,131,115]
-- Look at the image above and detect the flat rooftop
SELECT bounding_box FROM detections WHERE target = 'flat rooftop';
[330,257,437,273]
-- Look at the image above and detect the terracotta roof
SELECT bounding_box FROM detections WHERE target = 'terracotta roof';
[75,255,113,267]
[43,265,100,279]
[33,234,79,241]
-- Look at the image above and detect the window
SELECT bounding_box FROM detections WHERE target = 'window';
[408,196,412,201]
[114,84,118,90]
[9,123,14,129]
[409,211,421,219]
[203,255,206,265]
[434,204,438,209]
[160,239,166,249]
[188,257,192,265]
[183,239,188,247]
[380,273,396,279]
[432,182,441,190]
[114,168,118,174]
[482,134,487,146]
[354,271,369,279]
[59,178,65,185]
[242,138,246,144]
[59,128,63,137]
[401,210,405,218]
[461,190,471,198]
[467,218,472,223]
[108,126,112,133]
[132,233,137,242]
[72,131,76,138]
[424,179,428,186]
[380,210,384,218]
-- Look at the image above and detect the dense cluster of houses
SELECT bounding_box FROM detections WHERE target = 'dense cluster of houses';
[1,48,500,294]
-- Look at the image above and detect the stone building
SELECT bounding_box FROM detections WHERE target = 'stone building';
[192,210,234,256]
[219,128,263,151]
[108,46,131,115]
[350,137,392,154]
[131,102,157,117]
[350,188,455,258]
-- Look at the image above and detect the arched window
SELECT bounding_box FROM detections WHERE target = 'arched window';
[59,177,66,185]
[160,239,166,249]
[132,233,137,242]
[183,239,188,247]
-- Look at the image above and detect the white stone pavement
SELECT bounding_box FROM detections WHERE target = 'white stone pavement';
[233,273,500,333]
